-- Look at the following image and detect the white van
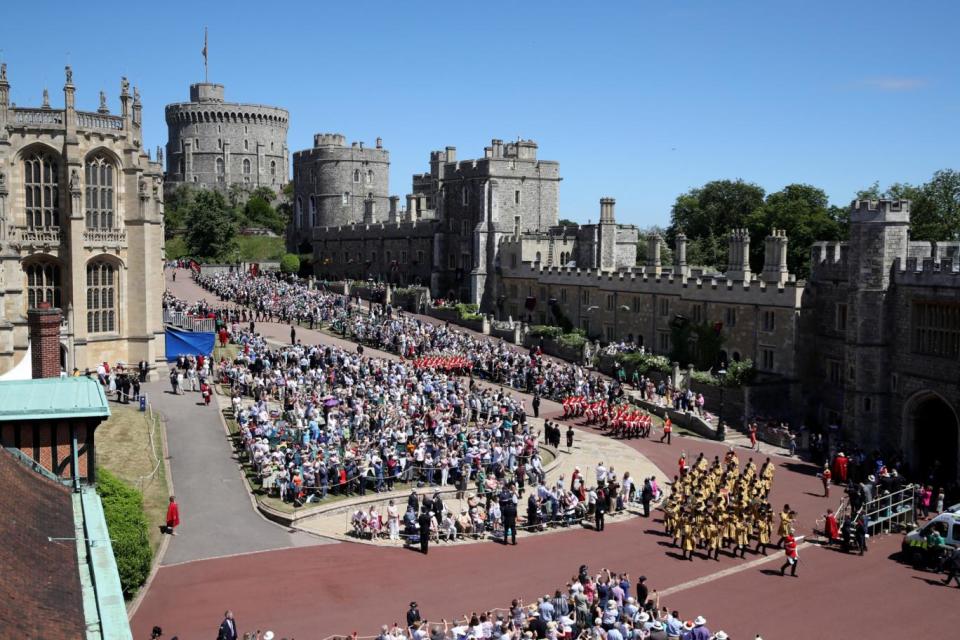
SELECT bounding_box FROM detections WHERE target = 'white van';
[902,510,960,559]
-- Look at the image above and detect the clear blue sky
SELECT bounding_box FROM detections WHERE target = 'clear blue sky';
[2,1,957,226]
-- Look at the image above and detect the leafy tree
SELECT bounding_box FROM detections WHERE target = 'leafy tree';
[96,468,152,597]
[227,183,252,209]
[557,218,578,227]
[243,196,286,234]
[666,180,766,270]
[251,186,276,204]
[162,185,196,238]
[746,184,847,278]
[184,190,239,261]
[280,253,301,274]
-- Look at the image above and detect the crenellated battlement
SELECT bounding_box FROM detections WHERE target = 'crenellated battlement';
[893,255,960,286]
[849,198,911,223]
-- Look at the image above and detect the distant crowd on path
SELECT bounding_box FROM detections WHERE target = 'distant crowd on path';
[210,565,746,640]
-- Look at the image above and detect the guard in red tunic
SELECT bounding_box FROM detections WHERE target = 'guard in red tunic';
[832,452,848,484]
[166,495,180,535]
[823,509,839,545]
[780,532,799,576]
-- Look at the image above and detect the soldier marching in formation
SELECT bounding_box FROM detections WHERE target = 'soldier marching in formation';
[663,450,786,561]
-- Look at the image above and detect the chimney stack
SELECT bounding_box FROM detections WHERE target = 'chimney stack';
[28,302,62,378]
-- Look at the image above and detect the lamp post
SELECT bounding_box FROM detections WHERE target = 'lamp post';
[716,368,727,441]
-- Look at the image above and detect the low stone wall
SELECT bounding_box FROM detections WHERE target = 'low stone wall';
[628,396,720,441]
[426,307,485,333]
[524,335,583,363]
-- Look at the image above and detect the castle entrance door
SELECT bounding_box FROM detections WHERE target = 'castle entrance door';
[911,394,959,490]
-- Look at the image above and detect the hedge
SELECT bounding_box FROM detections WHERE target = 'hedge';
[529,325,564,339]
[619,351,672,374]
[96,468,153,597]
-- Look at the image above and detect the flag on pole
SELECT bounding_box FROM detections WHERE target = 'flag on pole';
[202,28,208,61]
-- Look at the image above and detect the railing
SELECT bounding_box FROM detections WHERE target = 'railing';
[75,111,124,131]
[163,308,216,333]
[82,228,127,247]
[861,483,916,536]
[12,108,64,126]
[8,225,62,247]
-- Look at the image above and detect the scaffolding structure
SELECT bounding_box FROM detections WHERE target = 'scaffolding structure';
[856,483,916,536]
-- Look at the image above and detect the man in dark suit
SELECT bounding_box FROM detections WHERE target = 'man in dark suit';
[217,610,238,640]
[418,509,432,554]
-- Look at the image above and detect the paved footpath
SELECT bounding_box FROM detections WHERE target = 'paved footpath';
[146,377,325,566]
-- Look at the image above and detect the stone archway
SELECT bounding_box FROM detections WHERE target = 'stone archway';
[904,391,959,488]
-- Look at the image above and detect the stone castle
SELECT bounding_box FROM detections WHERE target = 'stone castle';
[163,82,288,195]
[298,136,960,483]
[0,64,166,375]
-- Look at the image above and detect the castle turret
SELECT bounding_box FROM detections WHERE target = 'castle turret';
[363,196,376,224]
[726,228,751,281]
[762,229,789,286]
[674,232,689,278]
[598,197,617,272]
[388,196,399,223]
[646,233,662,275]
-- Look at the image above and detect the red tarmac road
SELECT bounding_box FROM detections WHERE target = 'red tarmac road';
[133,271,957,639]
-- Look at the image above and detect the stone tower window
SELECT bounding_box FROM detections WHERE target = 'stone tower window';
[215,157,225,181]
[366,170,373,184]
[295,197,302,229]
[179,159,185,175]
[244,140,249,151]
[218,139,222,149]
[242,159,251,175]
[515,190,521,205]
[309,196,317,227]
[86,260,117,334]
[24,262,62,309]
[84,156,115,229]
[23,151,60,228]
[354,169,361,183]
[271,142,274,151]
[462,186,469,206]
[342,192,349,206]
[195,138,199,149]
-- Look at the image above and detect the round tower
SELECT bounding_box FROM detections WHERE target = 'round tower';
[164,82,289,194]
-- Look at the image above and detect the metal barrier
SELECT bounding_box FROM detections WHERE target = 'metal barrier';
[861,483,915,535]
[163,308,216,333]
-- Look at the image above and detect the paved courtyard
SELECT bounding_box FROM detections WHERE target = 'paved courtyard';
[130,269,959,639]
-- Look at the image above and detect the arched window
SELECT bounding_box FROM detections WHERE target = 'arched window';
[85,156,115,229]
[366,169,373,184]
[353,169,361,183]
[242,158,251,175]
[270,160,277,184]
[23,151,60,228]
[86,260,116,333]
[535,252,542,263]
[295,197,303,229]
[24,262,62,309]
[309,196,317,227]
[178,159,185,175]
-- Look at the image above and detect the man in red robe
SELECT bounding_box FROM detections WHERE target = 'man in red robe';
[833,452,848,484]
[166,495,180,535]
[824,509,839,544]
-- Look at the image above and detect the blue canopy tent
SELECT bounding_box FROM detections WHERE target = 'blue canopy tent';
[164,327,215,361]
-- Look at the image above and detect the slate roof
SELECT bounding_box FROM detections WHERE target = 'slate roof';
[0,448,86,638]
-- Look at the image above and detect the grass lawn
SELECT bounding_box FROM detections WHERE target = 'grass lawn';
[94,403,169,555]
[163,234,285,262]
[214,342,240,363]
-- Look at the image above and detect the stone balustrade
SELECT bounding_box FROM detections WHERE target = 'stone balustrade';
[82,228,127,248]
[8,225,62,248]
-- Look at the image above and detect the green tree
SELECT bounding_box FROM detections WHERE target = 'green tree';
[162,185,196,239]
[747,184,847,278]
[243,196,286,234]
[280,253,301,274]
[557,218,578,227]
[666,180,766,269]
[96,468,152,597]
[185,190,239,261]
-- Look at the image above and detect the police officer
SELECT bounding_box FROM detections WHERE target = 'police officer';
[499,483,519,545]
[418,509,432,554]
